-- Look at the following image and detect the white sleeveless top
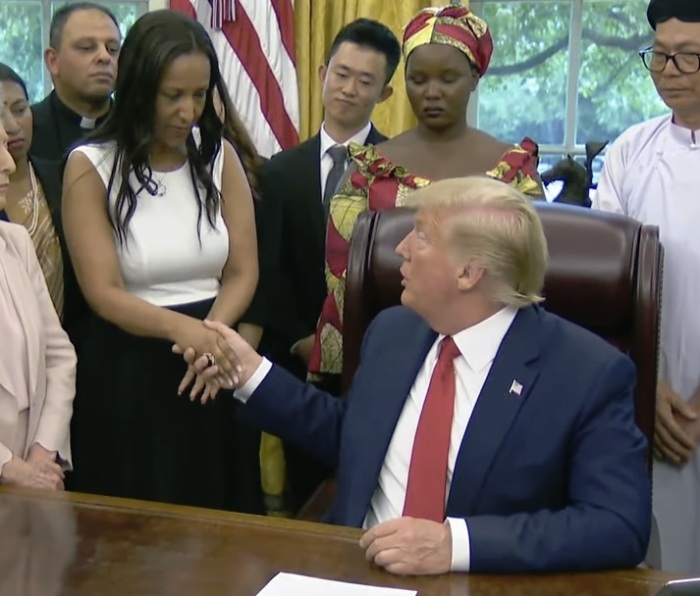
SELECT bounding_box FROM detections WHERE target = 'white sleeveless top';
[73,141,229,307]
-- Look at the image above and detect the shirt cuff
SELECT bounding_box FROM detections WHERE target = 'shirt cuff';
[447,517,471,572]
[233,357,272,403]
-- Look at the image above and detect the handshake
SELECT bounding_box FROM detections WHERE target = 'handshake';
[171,320,263,403]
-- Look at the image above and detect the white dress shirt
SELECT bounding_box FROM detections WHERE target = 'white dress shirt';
[319,121,372,200]
[234,306,518,572]
[594,114,700,573]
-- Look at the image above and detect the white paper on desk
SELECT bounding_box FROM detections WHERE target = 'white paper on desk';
[256,572,417,596]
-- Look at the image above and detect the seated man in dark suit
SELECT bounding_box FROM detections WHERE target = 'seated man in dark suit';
[182,176,651,574]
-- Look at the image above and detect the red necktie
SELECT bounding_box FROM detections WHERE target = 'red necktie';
[403,336,461,522]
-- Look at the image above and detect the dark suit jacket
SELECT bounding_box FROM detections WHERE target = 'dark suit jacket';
[31,91,109,165]
[247,126,386,378]
[238,305,651,572]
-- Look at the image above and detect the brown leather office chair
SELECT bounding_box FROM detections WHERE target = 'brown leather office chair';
[297,203,661,522]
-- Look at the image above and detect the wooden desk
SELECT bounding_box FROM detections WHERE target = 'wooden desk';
[0,487,680,595]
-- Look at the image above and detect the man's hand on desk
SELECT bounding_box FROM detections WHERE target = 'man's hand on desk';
[655,380,698,465]
[359,517,452,576]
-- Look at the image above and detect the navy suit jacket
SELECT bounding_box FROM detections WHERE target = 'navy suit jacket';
[238,305,651,572]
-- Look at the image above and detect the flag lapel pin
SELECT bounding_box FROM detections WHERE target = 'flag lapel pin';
[509,380,523,397]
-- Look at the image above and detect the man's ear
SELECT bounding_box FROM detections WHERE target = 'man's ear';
[44,47,59,76]
[318,64,328,85]
[456,261,485,292]
[378,84,393,104]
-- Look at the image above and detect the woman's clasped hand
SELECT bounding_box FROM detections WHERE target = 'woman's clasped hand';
[172,318,241,404]
[2,445,65,490]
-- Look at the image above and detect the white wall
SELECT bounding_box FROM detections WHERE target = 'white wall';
[149,0,168,9]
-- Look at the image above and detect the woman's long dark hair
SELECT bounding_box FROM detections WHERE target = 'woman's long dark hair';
[82,10,227,244]
[217,84,263,200]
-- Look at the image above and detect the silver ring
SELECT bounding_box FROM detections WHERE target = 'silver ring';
[203,352,216,367]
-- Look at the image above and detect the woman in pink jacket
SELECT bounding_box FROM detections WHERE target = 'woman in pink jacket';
[0,113,76,490]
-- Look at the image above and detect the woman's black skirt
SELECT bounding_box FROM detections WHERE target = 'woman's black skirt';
[69,298,264,513]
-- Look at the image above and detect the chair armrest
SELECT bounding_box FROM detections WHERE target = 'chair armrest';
[295,477,338,523]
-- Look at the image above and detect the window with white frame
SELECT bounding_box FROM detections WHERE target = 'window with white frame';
[0,0,148,102]
[469,0,668,197]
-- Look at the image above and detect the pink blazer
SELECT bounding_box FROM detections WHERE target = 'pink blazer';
[0,222,76,467]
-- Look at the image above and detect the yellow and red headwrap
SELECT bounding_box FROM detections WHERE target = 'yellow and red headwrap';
[402,5,493,77]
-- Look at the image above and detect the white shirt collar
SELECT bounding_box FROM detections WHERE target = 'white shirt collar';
[442,306,519,372]
[319,121,372,158]
[668,117,700,149]
[80,116,97,130]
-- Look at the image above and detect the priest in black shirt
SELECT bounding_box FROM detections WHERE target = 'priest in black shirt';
[31,2,121,165]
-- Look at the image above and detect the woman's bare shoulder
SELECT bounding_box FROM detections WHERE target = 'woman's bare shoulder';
[373,129,419,163]
[470,128,514,154]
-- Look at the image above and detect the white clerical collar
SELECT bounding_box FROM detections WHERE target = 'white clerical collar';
[669,117,700,150]
[80,116,97,130]
[52,91,105,129]
[319,121,372,158]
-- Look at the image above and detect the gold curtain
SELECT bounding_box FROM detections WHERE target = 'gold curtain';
[293,0,454,141]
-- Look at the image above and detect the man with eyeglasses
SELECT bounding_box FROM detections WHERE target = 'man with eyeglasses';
[594,0,700,575]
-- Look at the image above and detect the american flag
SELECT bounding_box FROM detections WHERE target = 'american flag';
[509,380,523,397]
[169,0,300,157]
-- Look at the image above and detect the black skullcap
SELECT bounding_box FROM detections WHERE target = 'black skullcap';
[648,0,700,30]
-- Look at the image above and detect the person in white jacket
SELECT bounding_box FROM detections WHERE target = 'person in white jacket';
[593,0,700,574]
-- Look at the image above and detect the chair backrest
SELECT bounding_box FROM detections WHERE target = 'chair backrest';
[343,203,662,471]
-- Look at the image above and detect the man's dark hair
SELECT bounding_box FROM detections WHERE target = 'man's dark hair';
[647,0,700,30]
[50,2,121,49]
[326,18,401,85]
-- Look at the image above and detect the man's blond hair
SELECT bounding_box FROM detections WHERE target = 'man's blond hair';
[404,176,548,308]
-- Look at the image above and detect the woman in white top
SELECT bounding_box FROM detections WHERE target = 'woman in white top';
[62,10,261,511]
[0,113,76,491]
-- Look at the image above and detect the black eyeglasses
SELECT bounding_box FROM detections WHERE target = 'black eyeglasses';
[639,48,700,74]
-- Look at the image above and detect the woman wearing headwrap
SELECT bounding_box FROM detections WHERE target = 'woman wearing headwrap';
[309,4,544,379]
